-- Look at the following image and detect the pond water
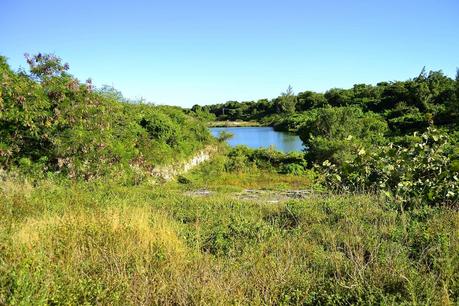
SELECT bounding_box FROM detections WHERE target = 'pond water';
[210,127,304,153]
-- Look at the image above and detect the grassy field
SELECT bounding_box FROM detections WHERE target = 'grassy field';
[1,165,458,305]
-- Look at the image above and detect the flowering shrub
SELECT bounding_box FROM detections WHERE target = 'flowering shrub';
[0,54,212,179]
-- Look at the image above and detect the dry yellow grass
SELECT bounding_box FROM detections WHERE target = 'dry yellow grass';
[13,207,186,256]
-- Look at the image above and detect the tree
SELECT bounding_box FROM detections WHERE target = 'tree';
[98,85,126,101]
[455,69,459,106]
[296,91,328,111]
[0,53,213,178]
[24,53,69,80]
[279,85,297,113]
[448,68,459,124]
[324,88,354,107]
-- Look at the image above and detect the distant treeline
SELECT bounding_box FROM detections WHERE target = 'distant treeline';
[192,69,459,135]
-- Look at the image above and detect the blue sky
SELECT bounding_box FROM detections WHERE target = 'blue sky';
[1,0,458,107]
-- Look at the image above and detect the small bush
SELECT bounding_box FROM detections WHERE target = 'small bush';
[177,175,191,184]
[225,146,308,175]
[216,130,233,142]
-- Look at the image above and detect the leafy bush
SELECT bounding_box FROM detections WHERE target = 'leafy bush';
[225,146,308,175]
[317,128,459,207]
[386,105,432,134]
[272,109,318,132]
[216,130,233,142]
[279,163,306,175]
[299,107,388,165]
[177,175,191,184]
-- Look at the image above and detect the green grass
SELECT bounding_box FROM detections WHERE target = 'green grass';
[0,174,458,305]
[166,154,317,193]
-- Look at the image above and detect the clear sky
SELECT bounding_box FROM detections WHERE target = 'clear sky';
[1,0,458,107]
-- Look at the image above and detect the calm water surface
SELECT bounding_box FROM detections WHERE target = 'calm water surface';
[210,127,304,153]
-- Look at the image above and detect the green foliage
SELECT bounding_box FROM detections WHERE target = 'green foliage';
[0,54,212,179]
[216,130,233,142]
[296,90,328,110]
[225,146,308,175]
[385,103,432,134]
[279,163,307,175]
[189,104,216,121]
[318,128,459,207]
[278,85,297,113]
[201,69,457,137]
[25,53,70,80]
[299,107,388,165]
[324,87,354,107]
[272,109,318,132]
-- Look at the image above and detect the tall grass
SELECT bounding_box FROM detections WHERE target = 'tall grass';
[0,176,457,305]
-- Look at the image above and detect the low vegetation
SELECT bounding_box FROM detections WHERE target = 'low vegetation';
[1,174,458,305]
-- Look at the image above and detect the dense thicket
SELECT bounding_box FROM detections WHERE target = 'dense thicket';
[0,54,212,179]
[197,69,459,134]
[298,107,388,165]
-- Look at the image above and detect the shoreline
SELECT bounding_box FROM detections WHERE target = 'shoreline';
[208,120,262,127]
